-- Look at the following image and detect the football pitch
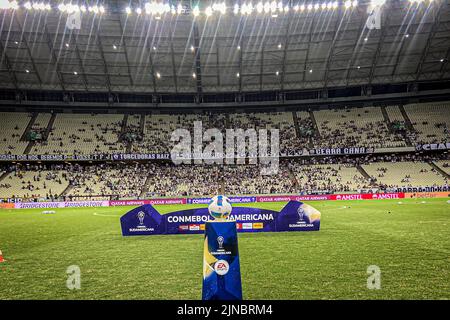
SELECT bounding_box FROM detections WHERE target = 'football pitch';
[0,198,449,300]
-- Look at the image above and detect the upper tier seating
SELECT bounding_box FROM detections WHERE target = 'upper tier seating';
[385,105,405,123]
[0,112,31,155]
[313,106,407,148]
[433,160,450,176]
[229,112,301,156]
[404,102,450,144]
[2,101,449,157]
[132,113,227,154]
[31,113,51,131]
[30,114,126,155]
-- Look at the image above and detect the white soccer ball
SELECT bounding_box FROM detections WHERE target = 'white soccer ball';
[208,195,232,220]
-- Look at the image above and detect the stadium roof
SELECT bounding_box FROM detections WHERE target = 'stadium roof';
[0,0,450,97]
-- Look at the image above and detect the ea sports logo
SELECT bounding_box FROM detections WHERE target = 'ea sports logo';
[214,260,229,276]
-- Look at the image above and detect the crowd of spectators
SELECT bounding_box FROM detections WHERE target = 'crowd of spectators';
[1,104,449,159]
[0,152,448,202]
[0,163,68,201]
[1,105,449,201]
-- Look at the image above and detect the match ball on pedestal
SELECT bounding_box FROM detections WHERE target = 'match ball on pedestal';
[208,195,232,221]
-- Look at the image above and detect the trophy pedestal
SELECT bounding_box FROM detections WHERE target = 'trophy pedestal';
[202,220,243,300]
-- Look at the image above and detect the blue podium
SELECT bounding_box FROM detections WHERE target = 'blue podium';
[202,221,243,300]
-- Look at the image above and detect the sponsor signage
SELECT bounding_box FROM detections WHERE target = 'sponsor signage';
[10,193,407,209]
[120,201,321,236]
[242,223,253,230]
[202,221,243,300]
[416,142,450,151]
[109,198,186,206]
[256,195,331,202]
[309,147,374,155]
[405,192,450,198]
[0,153,171,162]
[0,154,110,161]
[1,142,447,163]
[109,200,147,207]
[330,193,405,200]
[14,200,109,209]
[187,196,256,205]
[393,186,449,193]
[111,153,171,160]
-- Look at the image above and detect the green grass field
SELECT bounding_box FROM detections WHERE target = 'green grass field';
[0,198,449,300]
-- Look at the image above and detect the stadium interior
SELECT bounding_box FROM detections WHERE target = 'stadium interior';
[0,0,449,203]
[1,0,450,303]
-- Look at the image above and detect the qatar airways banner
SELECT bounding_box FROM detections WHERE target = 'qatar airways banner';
[14,200,109,209]
[109,198,186,206]
[120,201,321,236]
[257,195,332,202]
[9,192,406,209]
[187,196,256,205]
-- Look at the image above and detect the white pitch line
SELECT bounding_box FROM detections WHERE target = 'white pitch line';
[93,212,119,217]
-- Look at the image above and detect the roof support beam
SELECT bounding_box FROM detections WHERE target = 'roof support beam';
[439,46,450,80]
[43,24,65,91]
[117,16,134,87]
[414,1,445,82]
[192,21,203,97]
[4,20,442,42]
[16,14,43,88]
[0,40,19,90]
[216,42,220,87]
[390,35,410,77]
[260,41,264,92]
[238,41,243,94]
[368,4,393,86]
[344,15,366,86]
[71,32,89,91]
[302,15,316,82]
[324,7,344,88]
[146,39,158,94]
[94,18,112,93]
[140,19,157,94]
[280,11,293,91]
[168,22,178,93]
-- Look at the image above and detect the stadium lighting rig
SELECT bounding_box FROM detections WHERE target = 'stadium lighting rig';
[0,1,437,15]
